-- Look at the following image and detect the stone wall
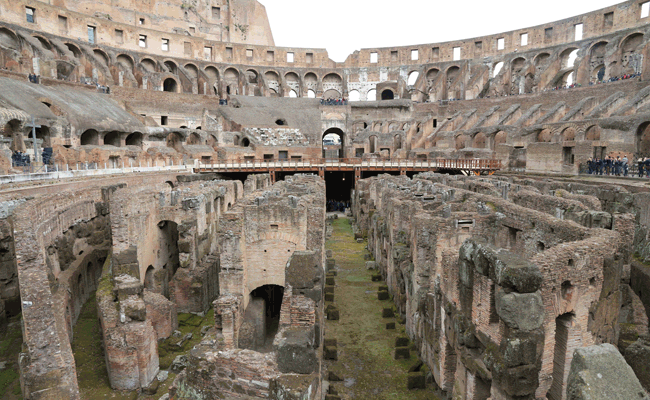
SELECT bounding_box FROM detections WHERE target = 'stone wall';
[354,172,643,400]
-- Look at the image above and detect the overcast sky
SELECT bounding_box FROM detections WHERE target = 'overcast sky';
[262,0,624,62]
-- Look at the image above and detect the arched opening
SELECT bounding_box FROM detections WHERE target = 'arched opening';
[493,61,504,77]
[80,129,99,145]
[366,89,377,101]
[117,54,134,71]
[207,134,217,148]
[125,132,143,147]
[184,63,199,79]
[64,43,82,59]
[585,125,600,141]
[0,28,19,51]
[307,89,316,98]
[152,220,180,298]
[369,135,378,153]
[407,71,420,85]
[473,132,487,148]
[381,90,394,100]
[621,33,644,74]
[166,132,184,151]
[455,135,467,150]
[348,90,360,101]
[446,66,461,100]
[140,58,156,73]
[103,131,121,147]
[562,127,576,142]
[637,122,650,156]
[537,129,552,143]
[144,266,155,291]
[163,78,178,93]
[494,131,507,145]
[561,48,579,69]
[323,89,341,99]
[246,69,258,84]
[241,137,250,147]
[239,284,285,352]
[394,134,402,150]
[93,49,109,66]
[534,52,551,66]
[592,65,606,82]
[187,132,201,145]
[28,125,51,148]
[323,128,344,159]
[164,61,178,75]
[289,90,298,98]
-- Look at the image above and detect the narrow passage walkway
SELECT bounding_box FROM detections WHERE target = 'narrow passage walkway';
[324,217,438,400]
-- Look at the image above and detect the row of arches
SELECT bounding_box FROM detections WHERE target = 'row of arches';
[79,130,143,147]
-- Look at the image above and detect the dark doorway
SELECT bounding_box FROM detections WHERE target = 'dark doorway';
[325,171,354,208]
[239,284,285,352]
[163,78,177,92]
[381,90,394,100]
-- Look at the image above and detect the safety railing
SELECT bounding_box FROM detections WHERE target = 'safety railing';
[196,158,502,170]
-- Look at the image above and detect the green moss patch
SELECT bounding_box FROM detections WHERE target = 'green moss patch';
[324,217,439,399]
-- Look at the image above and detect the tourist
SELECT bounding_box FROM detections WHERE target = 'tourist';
[587,157,594,174]
[638,158,645,178]
[622,155,629,176]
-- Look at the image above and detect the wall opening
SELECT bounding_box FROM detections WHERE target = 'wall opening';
[80,129,99,145]
[322,128,344,159]
[549,313,577,400]
[163,78,178,93]
[239,284,285,352]
[381,90,394,100]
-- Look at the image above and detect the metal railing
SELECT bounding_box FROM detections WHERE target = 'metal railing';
[196,158,502,170]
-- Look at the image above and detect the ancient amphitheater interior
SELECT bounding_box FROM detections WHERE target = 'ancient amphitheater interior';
[1,0,650,399]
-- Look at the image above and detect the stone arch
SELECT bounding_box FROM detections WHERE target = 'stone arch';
[187,132,201,145]
[366,89,377,101]
[348,90,360,101]
[494,131,507,145]
[64,43,82,59]
[445,66,461,99]
[426,68,440,82]
[285,71,300,85]
[473,132,488,148]
[225,67,240,94]
[381,89,395,100]
[560,48,580,69]
[246,69,259,84]
[534,52,551,65]
[289,90,298,98]
[304,72,318,93]
[28,125,50,148]
[103,131,121,147]
[116,54,134,71]
[184,63,199,79]
[205,66,219,80]
[140,58,157,73]
[163,77,178,92]
[637,121,650,156]
[621,32,644,74]
[164,60,178,75]
[407,71,420,85]
[80,129,99,145]
[33,35,53,51]
[323,89,341,99]
[493,61,504,77]
[93,49,109,65]
[585,125,600,141]
[166,132,184,151]
[455,134,468,150]
[537,129,552,143]
[240,284,285,352]
[323,127,345,158]
[125,132,143,147]
[307,89,316,98]
[562,127,576,141]
[0,28,19,50]
[207,134,218,148]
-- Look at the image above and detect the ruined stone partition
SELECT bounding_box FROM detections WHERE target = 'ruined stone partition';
[171,174,327,399]
[353,172,646,400]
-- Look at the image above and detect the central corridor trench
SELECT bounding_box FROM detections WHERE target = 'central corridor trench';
[324,217,439,399]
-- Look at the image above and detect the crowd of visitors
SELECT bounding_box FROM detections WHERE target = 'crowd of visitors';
[327,200,349,212]
[321,98,348,106]
[590,73,640,85]
[27,73,40,84]
[586,155,650,177]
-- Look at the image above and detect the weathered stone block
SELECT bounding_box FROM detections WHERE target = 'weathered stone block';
[286,251,322,289]
[275,328,318,374]
[325,276,336,286]
[324,346,338,360]
[365,261,376,270]
[624,335,650,393]
[395,336,409,347]
[328,371,343,382]
[495,287,544,331]
[324,285,335,294]
[386,322,396,329]
[382,308,394,318]
[325,293,334,302]
[567,344,648,400]
[394,347,410,360]
[378,290,389,300]
[371,274,382,282]
[407,371,426,389]
[323,338,337,347]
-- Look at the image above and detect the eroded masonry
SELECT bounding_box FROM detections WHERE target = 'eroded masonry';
[1,0,650,399]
